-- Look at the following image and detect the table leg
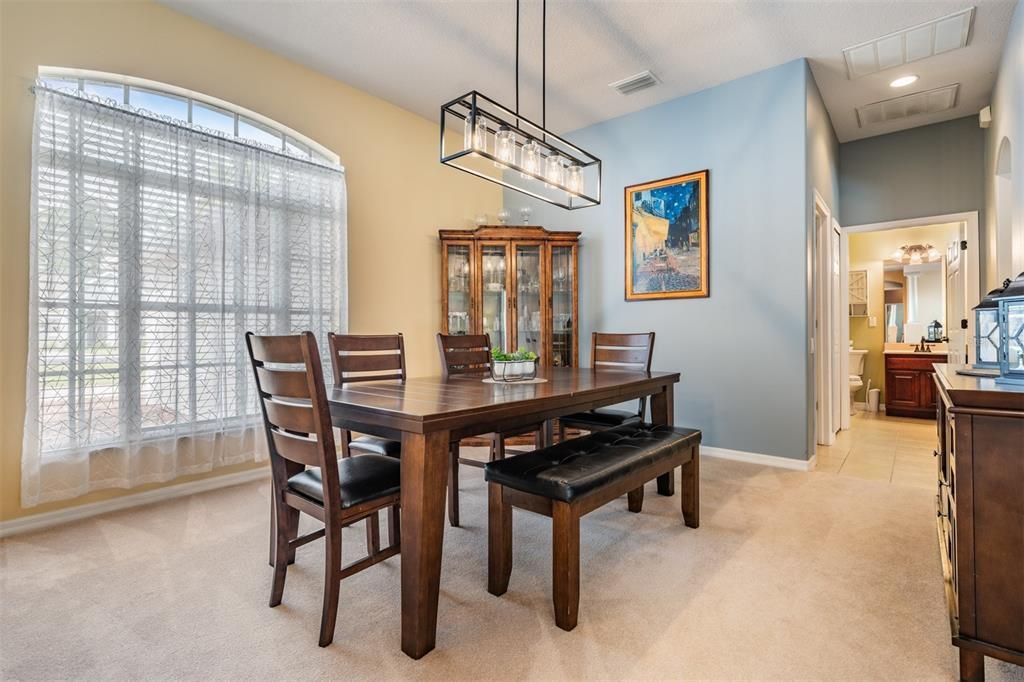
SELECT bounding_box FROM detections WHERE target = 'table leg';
[400,430,450,659]
[652,384,676,496]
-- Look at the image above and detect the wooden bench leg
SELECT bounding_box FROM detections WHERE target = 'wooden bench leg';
[656,471,675,496]
[681,446,700,528]
[448,442,460,528]
[959,648,985,682]
[627,486,644,513]
[488,483,513,596]
[552,501,580,631]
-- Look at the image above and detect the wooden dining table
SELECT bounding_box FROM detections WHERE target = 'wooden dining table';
[327,365,681,659]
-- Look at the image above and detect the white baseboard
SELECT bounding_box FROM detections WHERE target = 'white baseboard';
[0,467,269,539]
[702,446,816,472]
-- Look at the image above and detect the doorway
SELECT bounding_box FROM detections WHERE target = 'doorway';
[815,212,979,439]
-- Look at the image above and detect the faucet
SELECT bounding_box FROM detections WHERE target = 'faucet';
[913,336,932,353]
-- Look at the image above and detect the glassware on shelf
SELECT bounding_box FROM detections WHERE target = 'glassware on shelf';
[520,207,532,224]
[497,209,510,225]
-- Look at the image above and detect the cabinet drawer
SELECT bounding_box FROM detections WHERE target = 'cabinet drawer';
[885,354,947,371]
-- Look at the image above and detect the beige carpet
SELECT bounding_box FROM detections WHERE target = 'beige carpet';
[2,455,1022,681]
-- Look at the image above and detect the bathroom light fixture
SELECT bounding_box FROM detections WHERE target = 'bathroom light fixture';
[439,0,601,210]
[889,74,919,88]
[891,243,941,265]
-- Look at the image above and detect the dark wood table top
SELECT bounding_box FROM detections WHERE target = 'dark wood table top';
[934,363,1024,412]
[328,366,680,435]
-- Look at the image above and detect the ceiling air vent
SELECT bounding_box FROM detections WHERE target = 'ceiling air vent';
[609,71,659,95]
[843,7,974,79]
[856,84,959,127]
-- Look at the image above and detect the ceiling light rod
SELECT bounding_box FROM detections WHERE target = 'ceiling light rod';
[438,0,601,210]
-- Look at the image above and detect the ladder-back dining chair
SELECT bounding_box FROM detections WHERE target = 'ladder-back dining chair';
[327,332,405,459]
[436,333,543,527]
[246,331,401,647]
[558,332,656,442]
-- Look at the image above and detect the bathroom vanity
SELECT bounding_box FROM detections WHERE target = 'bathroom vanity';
[884,351,948,418]
[933,364,1024,681]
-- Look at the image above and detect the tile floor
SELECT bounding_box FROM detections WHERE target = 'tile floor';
[815,409,938,489]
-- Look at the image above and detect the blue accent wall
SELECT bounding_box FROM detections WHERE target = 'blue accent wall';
[505,59,817,460]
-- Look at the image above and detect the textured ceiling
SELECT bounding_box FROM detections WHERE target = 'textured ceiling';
[160,0,1019,143]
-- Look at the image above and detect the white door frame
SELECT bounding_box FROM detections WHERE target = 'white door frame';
[841,211,981,368]
[813,191,838,445]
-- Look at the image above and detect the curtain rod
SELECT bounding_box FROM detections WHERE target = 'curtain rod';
[31,84,345,174]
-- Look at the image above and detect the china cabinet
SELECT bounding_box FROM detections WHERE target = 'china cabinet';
[440,225,580,367]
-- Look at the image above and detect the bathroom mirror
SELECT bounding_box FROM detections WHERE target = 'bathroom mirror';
[882,259,945,343]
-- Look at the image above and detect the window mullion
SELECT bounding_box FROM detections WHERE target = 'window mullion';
[119,125,143,442]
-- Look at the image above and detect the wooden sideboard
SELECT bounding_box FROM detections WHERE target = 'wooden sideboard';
[885,352,947,418]
[933,364,1024,681]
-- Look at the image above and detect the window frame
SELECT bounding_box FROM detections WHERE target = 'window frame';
[30,78,345,462]
[39,66,342,168]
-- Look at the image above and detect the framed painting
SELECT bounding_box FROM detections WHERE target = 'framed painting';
[624,170,709,300]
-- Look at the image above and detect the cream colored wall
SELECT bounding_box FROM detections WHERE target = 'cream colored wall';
[848,223,959,403]
[0,0,500,522]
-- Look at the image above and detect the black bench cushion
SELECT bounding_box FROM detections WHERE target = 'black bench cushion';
[559,408,643,430]
[349,435,401,458]
[484,423,701,502]
[287,454,400,509]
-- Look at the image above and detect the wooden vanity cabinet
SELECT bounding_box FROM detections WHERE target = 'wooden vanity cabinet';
[933,364,1024,682]
[884,353,947,418]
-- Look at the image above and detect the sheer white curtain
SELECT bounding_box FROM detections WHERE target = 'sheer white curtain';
[23,86,347,506]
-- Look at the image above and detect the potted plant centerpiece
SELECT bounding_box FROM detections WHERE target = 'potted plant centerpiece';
[490,347,539,382]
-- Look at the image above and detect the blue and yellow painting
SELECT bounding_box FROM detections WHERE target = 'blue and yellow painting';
[625,170,709,300]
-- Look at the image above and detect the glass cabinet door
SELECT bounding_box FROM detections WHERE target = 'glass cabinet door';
[515,244,543,357]
[551,245,575,366]
[445,244,472,334]
[480,244,508,350]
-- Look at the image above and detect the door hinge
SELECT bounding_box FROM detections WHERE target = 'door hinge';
[960,240,968,250]
[961,319,969,330]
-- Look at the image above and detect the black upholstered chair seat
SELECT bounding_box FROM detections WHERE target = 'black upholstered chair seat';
[559,408,643,430]
[288,454,401,509]
[348,435,402,458]
[484,423,701,502]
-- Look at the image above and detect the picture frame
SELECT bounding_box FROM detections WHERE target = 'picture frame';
[624,169,709,300]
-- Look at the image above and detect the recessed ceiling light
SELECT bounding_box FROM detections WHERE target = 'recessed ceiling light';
[890,75,919,88]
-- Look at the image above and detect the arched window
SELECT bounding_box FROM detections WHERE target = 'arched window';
[38,67,340,166]
[23,69,347,505]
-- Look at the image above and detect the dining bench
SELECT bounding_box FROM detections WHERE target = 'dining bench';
[483,422,701,631]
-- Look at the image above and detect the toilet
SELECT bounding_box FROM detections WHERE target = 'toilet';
[849,349,868,414]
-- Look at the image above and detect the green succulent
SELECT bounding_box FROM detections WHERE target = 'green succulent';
[491,347,538,362]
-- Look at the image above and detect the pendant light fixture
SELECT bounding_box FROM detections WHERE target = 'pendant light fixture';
[439,0,601,210]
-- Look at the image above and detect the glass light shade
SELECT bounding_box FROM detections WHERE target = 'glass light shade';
[520,139,541,177]
[473,116,488,152]
[973,280,1008,368]
[493,125,515,167]
[544,153,564,187]
[566,164,583,194]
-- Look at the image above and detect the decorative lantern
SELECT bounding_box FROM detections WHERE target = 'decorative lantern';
[973,279,1010,369]
[995,272,1024,386]
[927,320,944,342]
